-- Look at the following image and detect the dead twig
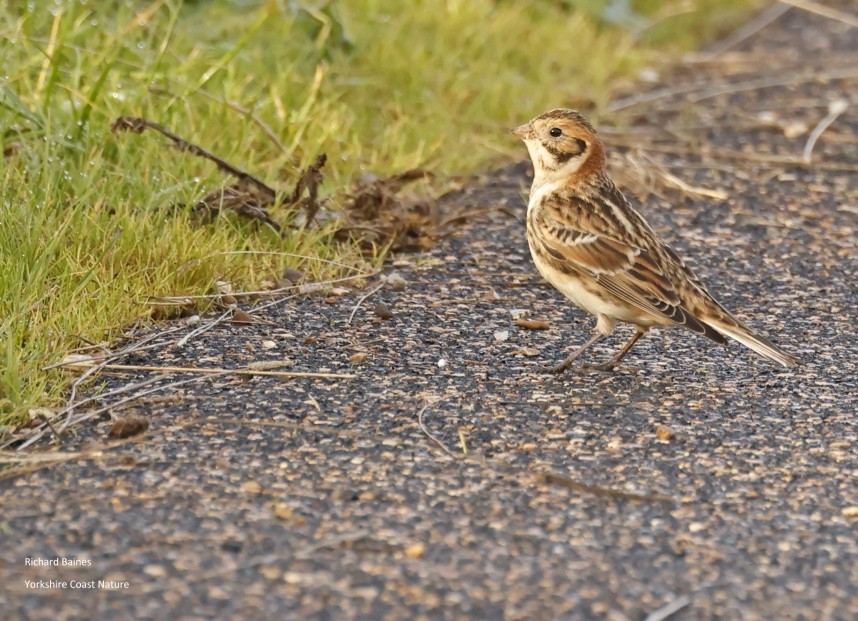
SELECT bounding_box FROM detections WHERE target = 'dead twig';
[36,325,188,442]
[33,411,62,443]
[778,0,858,28]
[643,596,693,621]
[193,181,282,233]
[111,117,331,233]
[417,398,456,457]
[149,272,369,303]
[9,375,190,451]
[347,282,385,325]
[175,308,233,348]
[290,154,327,228]
[620,151,729,200]
[540,472,674,505]
[700,3,791,59]
[609,66,858,112]
[55,361,357,380]
[414,396,671,504]
[111,116,275,198]
[689,66,858,103]
[178,250,372,275]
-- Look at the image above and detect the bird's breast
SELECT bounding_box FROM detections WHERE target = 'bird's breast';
[525,223,661,330]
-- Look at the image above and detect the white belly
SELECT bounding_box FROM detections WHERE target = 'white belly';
[527,238,652,334]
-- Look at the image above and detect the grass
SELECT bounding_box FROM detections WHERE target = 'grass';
[0,0,756,428]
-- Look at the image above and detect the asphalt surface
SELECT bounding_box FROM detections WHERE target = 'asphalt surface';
[2,4,857,620]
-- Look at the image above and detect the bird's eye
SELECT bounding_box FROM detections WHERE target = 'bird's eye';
[549,127,563,138]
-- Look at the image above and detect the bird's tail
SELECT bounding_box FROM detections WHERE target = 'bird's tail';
[704,316,798,368]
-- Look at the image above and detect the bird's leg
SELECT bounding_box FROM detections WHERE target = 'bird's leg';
[584,328,645,372]
[541,331,605,374]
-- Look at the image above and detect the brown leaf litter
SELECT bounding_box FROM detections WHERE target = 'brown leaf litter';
[111,116,469,253]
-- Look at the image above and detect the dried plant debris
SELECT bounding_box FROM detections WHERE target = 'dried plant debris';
[336,169,445,252]
[288,154,327,228]
[373,303,394,320]
[111,116,325,233]
[515,318,551,330]
[193,178,282,232]
[112,116,471,252]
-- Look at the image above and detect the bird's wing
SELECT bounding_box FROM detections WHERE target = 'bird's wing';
[532,196,722,339]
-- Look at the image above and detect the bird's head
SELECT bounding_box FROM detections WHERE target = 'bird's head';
[512,108,605,188]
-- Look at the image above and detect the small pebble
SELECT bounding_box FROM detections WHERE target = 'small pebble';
[515,318,550,330]
[656,425,676,442]
[386,272,407,291]
[374,303,394,319]
[405,542,426,559]
[842,507,858,519]
[107,416,149,439]
[494,330,510,342]
[232,309,254,324]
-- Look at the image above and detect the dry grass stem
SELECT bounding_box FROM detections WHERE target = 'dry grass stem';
[803,99,849,164]
[347,282,385,325]
[175,308,234,348]
[57,361,357,380]
[540,472,674,505]
[111,116,276,198]
[700,3,791,59]
[417,398,456,457]
[643,595,693,621]
[778,0,858,28]
[150,272,370,303]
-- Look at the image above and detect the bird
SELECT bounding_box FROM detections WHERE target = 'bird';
[512,108,798,372]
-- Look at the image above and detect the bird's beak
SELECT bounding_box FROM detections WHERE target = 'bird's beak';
[511,123,533,140]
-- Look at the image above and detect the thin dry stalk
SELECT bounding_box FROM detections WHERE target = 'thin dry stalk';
[57,361,357,380]
[643,596,693,621]
[618,151,729,200]
[699,3,791,59]
[539,472,674,505]
[175,308,233,348]
[150,272,371,303]
[690,66,858,103]
[778,0,858,28]
[111,116,276,198]
[417,398,455,457]
[347,282,385,325]
[803,99,849,163]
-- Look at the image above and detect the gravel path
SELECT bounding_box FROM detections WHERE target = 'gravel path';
[3,4,857,620]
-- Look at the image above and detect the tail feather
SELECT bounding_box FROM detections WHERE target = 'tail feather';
[704,318,798,368]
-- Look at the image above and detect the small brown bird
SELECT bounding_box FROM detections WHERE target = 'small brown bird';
[513,108,798,372]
